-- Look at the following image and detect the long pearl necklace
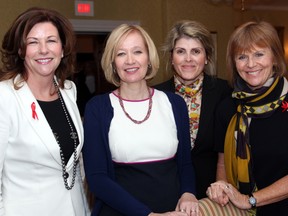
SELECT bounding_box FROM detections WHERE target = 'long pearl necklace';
[118,87,153,124]
[53,79,78,190]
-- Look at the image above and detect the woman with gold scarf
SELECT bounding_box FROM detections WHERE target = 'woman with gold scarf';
[206,21,288,216]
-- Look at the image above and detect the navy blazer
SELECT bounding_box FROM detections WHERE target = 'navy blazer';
[155,74,232,198]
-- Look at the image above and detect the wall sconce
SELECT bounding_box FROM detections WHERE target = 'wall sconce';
[207,0,246,10]
[208,0,234,5]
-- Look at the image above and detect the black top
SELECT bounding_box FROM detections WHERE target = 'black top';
[215,94,288,216]
[38,99,79,165]
[155,74,232,198]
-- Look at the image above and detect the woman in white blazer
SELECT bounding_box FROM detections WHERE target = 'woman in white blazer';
[0,7,89,216]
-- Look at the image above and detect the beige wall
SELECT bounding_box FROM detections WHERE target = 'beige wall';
[0,0,288,85]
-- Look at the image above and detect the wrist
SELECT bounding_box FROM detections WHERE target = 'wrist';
[248,193,257,209]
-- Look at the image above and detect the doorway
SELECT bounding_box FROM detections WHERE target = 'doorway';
[69,19,140,116]
[73,33,116,116]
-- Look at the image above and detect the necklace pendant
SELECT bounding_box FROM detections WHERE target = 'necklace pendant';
[53,79,77,190]
[70,132,77,140]
[63,172,69,179]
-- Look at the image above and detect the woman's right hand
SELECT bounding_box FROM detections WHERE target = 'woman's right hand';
[206,180,230,206]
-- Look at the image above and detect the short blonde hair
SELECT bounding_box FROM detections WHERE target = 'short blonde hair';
[226,21,287,86]
[101,24,159,87]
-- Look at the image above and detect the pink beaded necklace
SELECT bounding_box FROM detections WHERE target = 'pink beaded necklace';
[118,87,153,124]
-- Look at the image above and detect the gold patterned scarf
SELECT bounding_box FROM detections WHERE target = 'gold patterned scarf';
[225,77,288,215]
[225,76,288,191]
[174,74,203,149]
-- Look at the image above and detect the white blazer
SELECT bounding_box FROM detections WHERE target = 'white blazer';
[0,76,90,216]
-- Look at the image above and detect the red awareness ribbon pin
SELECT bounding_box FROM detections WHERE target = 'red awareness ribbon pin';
[31,102,39,120]
[281,100,288,112]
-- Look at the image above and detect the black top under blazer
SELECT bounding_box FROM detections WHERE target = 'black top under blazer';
[155,74,232,199]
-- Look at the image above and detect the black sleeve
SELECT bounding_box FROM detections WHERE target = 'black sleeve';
[214,96,237,153]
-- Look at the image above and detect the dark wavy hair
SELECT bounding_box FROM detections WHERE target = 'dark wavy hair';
[0,7,76,89]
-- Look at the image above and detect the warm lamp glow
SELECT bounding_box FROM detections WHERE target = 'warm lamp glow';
[207,0,246,10]
[284,39,288,65]
[209,0,234,4]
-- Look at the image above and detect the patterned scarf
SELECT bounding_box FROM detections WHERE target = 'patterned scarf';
[224,76,288,215]
[174,74,203,149]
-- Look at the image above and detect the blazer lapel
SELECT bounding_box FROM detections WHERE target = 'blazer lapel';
[14,79,62,166]
[197,75,217,144]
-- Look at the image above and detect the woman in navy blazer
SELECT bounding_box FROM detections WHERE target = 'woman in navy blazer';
[155,20,232,199]
[0,7,89,216]
[83,24,200,216]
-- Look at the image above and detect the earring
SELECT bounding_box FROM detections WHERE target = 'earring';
[148,64,152,69]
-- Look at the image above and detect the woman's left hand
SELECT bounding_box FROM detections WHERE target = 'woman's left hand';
[221,183,251,210]
[210,181,251,210]
[175,192,200,216]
